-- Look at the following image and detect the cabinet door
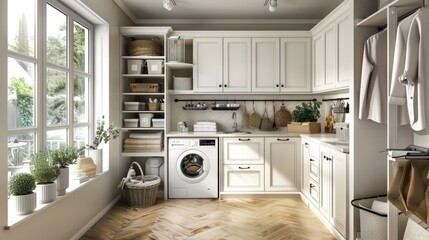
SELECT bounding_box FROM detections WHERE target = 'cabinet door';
[280,38,311,93]
[223,137,264,165]
[336,13,352,89]
[331,149,347,237]
[223,38,252,92]
[223,165,264,192]
[302,141,311,196]
[264,137,299,191]
[193,38,223,92]
[312,33,325,91]
[320,146,332,219]
[325,26,337,89]
[252,38,280,92]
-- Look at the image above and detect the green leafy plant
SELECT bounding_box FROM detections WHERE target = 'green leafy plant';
[30,150,59,184]
[51,145,84,168]
[87,116,120,150]
[9,173,36,196]
[292,101,322,122]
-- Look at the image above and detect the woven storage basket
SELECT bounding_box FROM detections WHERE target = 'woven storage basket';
[130,83,160,93]
[128,38,162,56]
[124,162,160,207]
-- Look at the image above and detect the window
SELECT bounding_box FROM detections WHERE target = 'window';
[7,0,93,184]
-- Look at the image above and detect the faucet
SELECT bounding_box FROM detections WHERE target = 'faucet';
[232,112,238,132]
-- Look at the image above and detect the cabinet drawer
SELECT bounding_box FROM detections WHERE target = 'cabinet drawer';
[223,165,264,192]
[223,137,264,164]
[308,140,320,158]
[309,156,320,183]
[309,179,320,205]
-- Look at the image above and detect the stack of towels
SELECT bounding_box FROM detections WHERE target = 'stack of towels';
[193,121,217,132]
[123,131,163,152]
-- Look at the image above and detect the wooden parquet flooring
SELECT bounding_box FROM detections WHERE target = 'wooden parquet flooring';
[80,197,336,240]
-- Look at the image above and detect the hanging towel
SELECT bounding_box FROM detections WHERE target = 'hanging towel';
[359,30,387,124]
[389,11,420,125]
[400,9,429,133]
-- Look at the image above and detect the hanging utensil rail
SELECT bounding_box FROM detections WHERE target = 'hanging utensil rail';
[174,98,318,102]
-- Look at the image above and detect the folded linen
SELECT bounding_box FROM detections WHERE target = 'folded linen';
[124,138,163,145]
[123,144,163,152]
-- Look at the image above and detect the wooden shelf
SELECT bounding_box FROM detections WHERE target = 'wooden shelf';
[165,62,193,69]
[122,93,165,96]
[122,110,164,114]
[121,151,165,157]
[122,127,164,131]
[122,74,164,77]
[122,56,165,60]
[357,0,421,27]
[168,90,194,95]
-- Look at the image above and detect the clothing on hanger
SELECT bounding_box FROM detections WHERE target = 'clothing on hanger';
[359,30,387,124]
[400,8,429,132]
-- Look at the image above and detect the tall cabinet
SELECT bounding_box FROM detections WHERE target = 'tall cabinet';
[119,27,172,199]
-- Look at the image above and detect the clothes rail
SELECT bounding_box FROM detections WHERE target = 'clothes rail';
[379,7,421,31]
[174,98,318,102]
[321,97,349,102]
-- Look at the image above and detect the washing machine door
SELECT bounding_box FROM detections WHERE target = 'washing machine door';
[176,150,210,183]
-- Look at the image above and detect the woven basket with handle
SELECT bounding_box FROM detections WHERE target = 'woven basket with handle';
[124,162,160,207]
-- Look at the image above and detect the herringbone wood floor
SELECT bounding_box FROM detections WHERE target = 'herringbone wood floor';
[80,197,336,240]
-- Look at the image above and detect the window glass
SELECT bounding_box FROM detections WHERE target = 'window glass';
[7,133,35,167]
[74,22,89,73]
[46,129,67,150]
[7,58,35,129]
[7,0,36,57]
[47,68,68,125]
[46,4,67,67]
[74,127,88,149]
[74,75,89,123]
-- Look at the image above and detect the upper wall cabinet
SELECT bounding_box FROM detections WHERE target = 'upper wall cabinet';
[252,38,280,92]
[311,3,352,92]
[193,38,223,92]
[223,38,252,93]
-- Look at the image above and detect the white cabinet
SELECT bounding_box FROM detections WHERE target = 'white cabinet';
[331,148,347,237]
[312,11,352,92]
[223,38,252,92]
[320,146,332,219]
[223,137,264,165]
[193,38,223,92]
[280,38,311,93]
[223,165,265,192]
[252,38,280,92]
[265,137,299,192]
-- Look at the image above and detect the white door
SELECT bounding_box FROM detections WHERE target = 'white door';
[280,38,311,93]
[193,38,223,92]
[312,33,325,91]
[331,149,347,237]
[223,137,264,165]
[336,13,352,89]
[223,38,252,92]
[320,145,332,220]
[176,150,210,183]
[264,137,299,192]
[252,38,280,92]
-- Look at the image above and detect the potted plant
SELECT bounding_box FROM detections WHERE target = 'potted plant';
[9,173,37,215]
[86,115,120,174]
[31,150,59,203]
[51,146,84,195]
[287,101,322,133]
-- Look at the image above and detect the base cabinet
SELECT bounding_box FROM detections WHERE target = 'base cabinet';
[223,165,264,192]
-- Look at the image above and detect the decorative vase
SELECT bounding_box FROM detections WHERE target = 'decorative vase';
[36,182,57,203]
[56,167,69,196]
[77,157,96,177]
[12,192,37,215]
[88,149,103,174]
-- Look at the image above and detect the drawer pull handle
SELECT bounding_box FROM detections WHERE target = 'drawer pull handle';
[238,138,251,141]
[310,184,315,188]
[238,166,250,170]
[277,138,289,141]
[310,158,315,162]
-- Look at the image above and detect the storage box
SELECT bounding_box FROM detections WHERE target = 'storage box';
[139,113,154,128]
[152,119,165,128]
[124,102,147,111]
[146,60,164,74]
[130,83,160,93]
[173,77,192,90]
[287,122,321,134]
[334,122,349,142]
[148,102,160,111]
[127,60,144,74]
[124,119,139,128]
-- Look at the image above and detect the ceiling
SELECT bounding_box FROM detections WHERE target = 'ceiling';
[114,0,344,26]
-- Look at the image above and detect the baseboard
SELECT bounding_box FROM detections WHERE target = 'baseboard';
[71,194,121,240]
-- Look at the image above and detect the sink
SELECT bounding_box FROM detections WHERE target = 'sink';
[223,131,252,134]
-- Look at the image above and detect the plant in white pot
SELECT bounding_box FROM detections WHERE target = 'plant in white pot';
[85,116,120,174]
[31,150,59,203]
[9,173,37,215]
[51,146,83,196]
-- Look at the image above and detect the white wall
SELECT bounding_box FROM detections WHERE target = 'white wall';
[0,1,133,239]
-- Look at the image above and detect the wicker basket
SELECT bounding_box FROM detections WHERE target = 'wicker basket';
[128,38,162,56]
[124,162,160,207]
[130,83,160,93]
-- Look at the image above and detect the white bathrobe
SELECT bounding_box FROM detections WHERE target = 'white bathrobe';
[401,9,429,132]
[359,30,387,124]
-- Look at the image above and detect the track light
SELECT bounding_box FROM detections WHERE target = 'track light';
[163,0,176,11]
[269,0,277,12]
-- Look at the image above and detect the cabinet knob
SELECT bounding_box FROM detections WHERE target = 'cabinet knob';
[327,157,332,161]
[224,84,227,87]
[281,84,285,87]
[219,84,222,87]
[310,184,315,188]
[276,84,279,87]
[238,166,251,170]
[310,158,315,162]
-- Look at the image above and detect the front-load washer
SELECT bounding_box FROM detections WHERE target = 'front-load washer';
[168,138,218,198]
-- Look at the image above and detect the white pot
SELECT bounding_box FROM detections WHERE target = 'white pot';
[89,149,103,174]
[36,182,56,203]
[56,167,69,196]
[12,192,37,215]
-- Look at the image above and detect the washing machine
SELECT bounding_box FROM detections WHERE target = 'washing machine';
[168,138,218,198]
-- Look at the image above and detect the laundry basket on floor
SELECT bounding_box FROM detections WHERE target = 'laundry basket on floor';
[351,195,388,240]
[123,162,160,207]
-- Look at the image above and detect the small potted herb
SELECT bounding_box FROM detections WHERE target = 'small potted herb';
[51,146,84,195]
[31,150,59,203]
[288,101,322,133]
[9,173,37,215]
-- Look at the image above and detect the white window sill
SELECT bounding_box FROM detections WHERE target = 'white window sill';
[4,171,109,230]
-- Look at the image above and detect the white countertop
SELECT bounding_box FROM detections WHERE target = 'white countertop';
[166,131,301,138]
[300,133,350,153]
